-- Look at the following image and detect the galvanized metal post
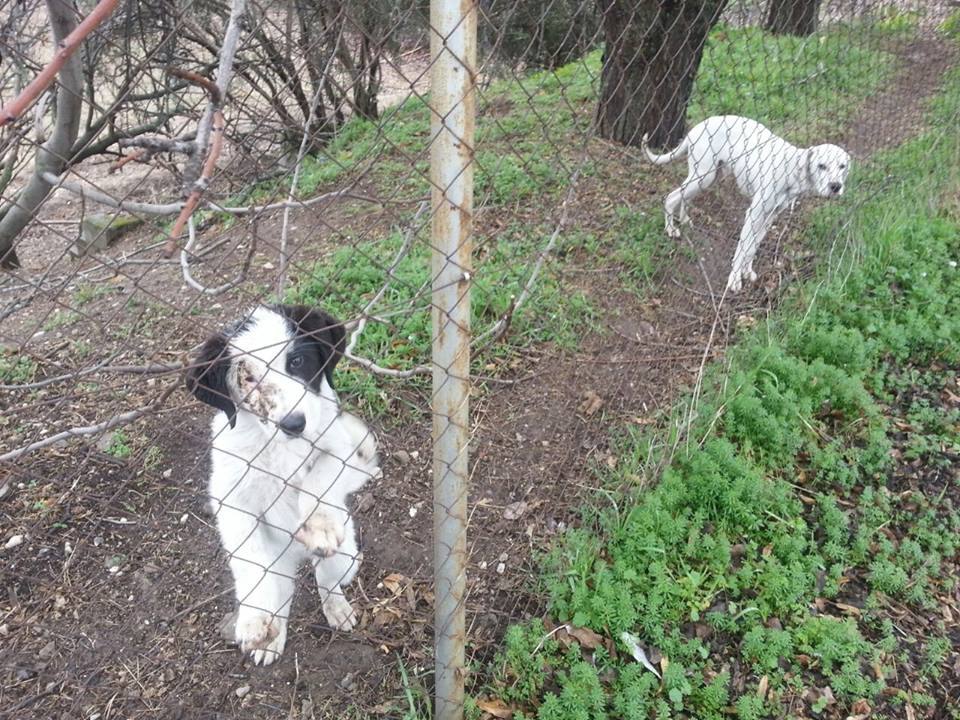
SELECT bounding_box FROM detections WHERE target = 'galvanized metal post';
[429,1,475,719]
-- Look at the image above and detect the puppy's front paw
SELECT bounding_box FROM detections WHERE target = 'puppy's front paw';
[322,593,358,631]
[235,613,287,666]
[295,512,345,557]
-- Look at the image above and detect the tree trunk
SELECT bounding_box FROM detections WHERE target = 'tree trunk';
[0,0,83,268]
[596,0,728,150]
[765,0,821,36]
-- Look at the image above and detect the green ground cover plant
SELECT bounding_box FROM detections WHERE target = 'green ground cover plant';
[478,66,960,720]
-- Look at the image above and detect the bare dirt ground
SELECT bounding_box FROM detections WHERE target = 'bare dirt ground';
[1,31,957,720]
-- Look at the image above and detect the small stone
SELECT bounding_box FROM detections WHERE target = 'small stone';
[179,514,188,524]
[64,541,73,555]
[355,492,375,513]
[162,469,173,480]
[218,611,238,642]
[408,505,418,518]
[339,672,355,691]
[37,640,56,661]
[498,552,508,562]
[503,500,527,520]
[394,450,411,466]
[5,534,24,550]
[496,562,506,575]
[0,624,8,636]
[409,450,420,460]
[235,684,251,699]
[478,561,487,570]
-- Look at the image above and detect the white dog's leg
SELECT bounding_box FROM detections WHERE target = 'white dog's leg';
[220,507,299,666]
[665,162,718,237]
[230,546,299,665]
[313,515,361,631]
[728,195,778,293]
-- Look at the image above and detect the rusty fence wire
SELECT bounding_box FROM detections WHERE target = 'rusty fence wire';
[0,0,957,718]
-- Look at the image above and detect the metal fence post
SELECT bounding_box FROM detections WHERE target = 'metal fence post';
[430,1,475,719]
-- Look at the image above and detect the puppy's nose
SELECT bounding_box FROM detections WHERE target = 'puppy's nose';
[829,182,842,194]
[278,411,306,437]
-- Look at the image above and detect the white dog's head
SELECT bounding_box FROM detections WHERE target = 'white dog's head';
[186,305,345,440]
[806,144,851,198]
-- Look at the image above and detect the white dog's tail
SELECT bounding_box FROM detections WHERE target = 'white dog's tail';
[641,132,688,165]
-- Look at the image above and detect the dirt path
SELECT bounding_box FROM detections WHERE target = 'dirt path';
[1,34,957,720]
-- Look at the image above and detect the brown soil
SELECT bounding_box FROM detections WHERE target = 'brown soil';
[1,32,957,720]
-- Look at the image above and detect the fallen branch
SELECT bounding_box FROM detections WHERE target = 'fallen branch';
[180,215,257,294]
[117,136,196,155]
[0,0,121,127]
[0,381,178,463]
[0,362,183,391]
[41,171,386,216]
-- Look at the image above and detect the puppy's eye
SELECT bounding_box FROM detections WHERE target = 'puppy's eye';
[839,164,846,169]
[289,356,304,370]
[817,163,827,170]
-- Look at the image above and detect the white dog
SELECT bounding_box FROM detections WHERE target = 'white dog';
[642,115,850,292]
[185,305,380,665]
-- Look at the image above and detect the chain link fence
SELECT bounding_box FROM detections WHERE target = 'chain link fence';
[1,0,957,717]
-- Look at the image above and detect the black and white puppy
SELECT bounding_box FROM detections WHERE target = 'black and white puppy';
[186,305,380,666]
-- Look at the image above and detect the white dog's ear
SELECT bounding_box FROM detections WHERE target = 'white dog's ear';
[185,333,237,427]
[272,305,345,391]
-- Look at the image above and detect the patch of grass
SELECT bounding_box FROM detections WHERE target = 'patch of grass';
[281,22,894,416]
[287,221,596,411]
[43,309,80,331]
[942,8,960,40]
[105,430,133,459]
[73,282,111,306]
[692,24,896,142]
[484,67,960,718]
[0,354,37,383]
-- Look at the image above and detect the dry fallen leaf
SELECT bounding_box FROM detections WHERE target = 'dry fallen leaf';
[578,390,604,416]
[476,697,514,719]
[834,601,861,617]
[757,675,769,700]
[567,625,604,649]
[503,500,528,520]
[382,573,406,595]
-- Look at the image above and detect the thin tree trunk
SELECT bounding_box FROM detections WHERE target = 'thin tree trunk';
[0,0,84,268]
[765,0,822,36]
[596,0,728,150]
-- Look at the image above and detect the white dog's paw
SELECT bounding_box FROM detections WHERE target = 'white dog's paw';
[235,613,287,666]
[746,267,758,283]
[665,218,682,239]
[295,511,345,557]
[322,593,358,631]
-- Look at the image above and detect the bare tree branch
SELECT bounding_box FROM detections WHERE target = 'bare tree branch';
[0,0,120,127]
[41,171,388,216]
[180,215,257,295]
[0,0,93,268]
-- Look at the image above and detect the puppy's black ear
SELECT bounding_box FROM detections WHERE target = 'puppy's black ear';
[185,333,237,427]
[273,304,346,391]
